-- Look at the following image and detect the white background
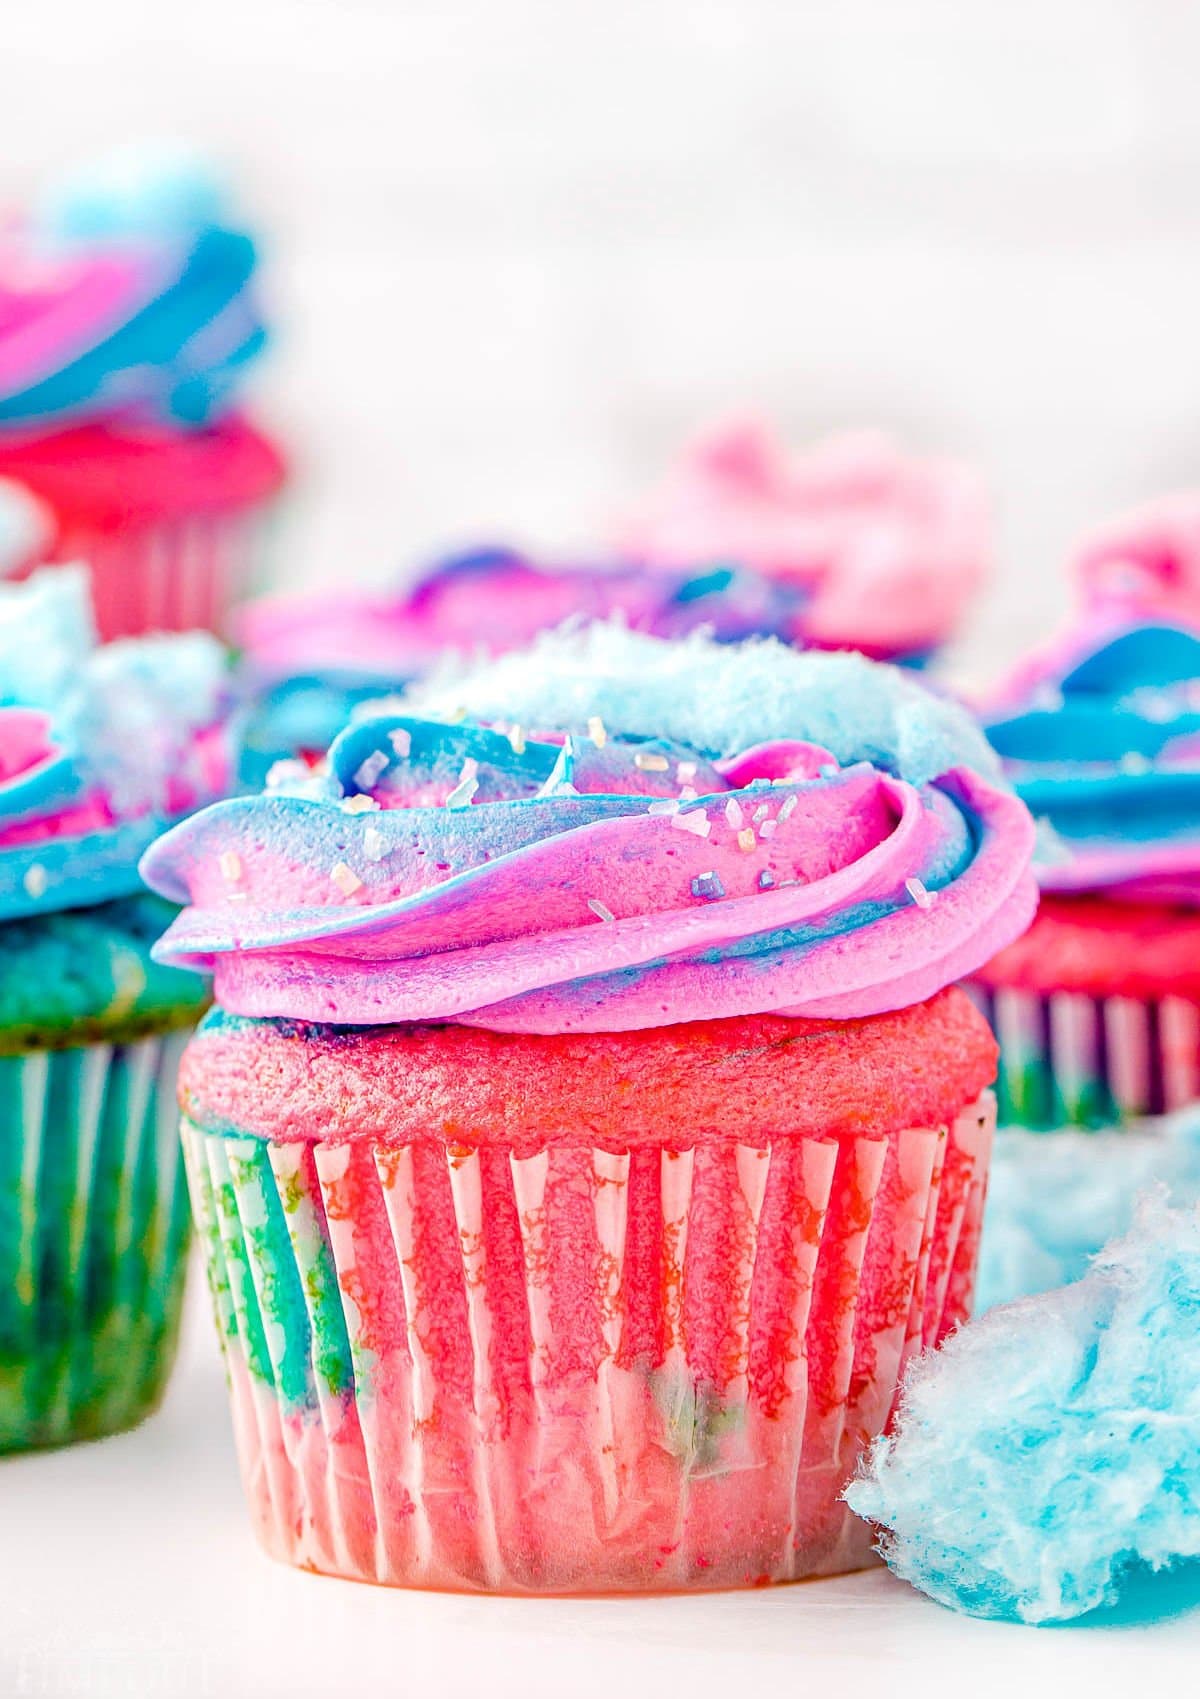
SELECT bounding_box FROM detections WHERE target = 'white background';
[7,1,1200,676]
[4,4,1200,1689]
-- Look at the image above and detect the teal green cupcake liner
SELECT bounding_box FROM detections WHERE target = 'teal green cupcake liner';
[0,1029,193,1452]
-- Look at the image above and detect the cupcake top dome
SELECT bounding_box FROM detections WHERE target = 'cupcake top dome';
[143,624,1036,1035]
[0,567,236,920]
[614,419,990,660]
[0,144,268,428]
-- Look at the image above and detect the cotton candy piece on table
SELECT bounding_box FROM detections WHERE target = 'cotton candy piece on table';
[846,1194,1200,1624]
[976,1109,1200,1312]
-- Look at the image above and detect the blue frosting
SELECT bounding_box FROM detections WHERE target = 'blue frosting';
[0,146,268,427]
[848,1193,1200,1623]
[987,621,1200,889]
[0,568,234,920]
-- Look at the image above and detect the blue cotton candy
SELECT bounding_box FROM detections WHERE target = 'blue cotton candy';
[34,142,228,243]
[847,1194,1200,1624]
[413,622,999,789]
[977,1111,1200,1312]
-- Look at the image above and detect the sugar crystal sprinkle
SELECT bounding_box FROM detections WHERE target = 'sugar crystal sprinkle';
[22,863,47,899]
[388,727,413,759]
[588,716,608,749]
[353,750,389,791]
[679,785,699,802]
[778,793,798,822]
[362,826,385,863]
[634,750,670,772]
[759,819,778,839]
[677,761,697,782]
[905,876,935,910]
[508,724,526,754]
[737,827,756,853]
[219,851,242,883]
[446,775,479,809]
[671,809,712,838]
[331,861,363,897]
[724,797,744,829]
[341,793,379,815]
[587,897,615,922]
[647,797,680,816]
[758,869,775,890]
[691,871,726,900]
[753,803,769,822]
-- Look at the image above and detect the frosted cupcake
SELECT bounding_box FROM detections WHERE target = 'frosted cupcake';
[968,598,1200,1128]
[0,145,284,639]
[614,420,990,664]
[236,544,815,782]
[0,568,236,1449]
[142,626,1035,1592]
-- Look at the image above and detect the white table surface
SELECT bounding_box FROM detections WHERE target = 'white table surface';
[2,1267,1197,1699]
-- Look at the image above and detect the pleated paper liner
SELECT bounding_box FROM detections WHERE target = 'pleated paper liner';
[0,1030,193,1452]
[183,1091,994,1594]
[965,982,1200,1130]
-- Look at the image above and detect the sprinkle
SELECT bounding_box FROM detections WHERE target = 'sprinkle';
[634,751,670,772]
[691,871,726,900]
[22,863,47,899]
[551,781,579,796]
[588,716,608,749]
[354,750,389,791]
[331,861,363,897]
[445,775,479,808]
[905,876,934,910]
[341,793,379,814]
[508,724,526,754]
[737,827,756,853]
[265,758,311,789]
[219,851,242,883]
[758,869,775,890]
[679,785,698,802]
[587,898,615,922]
[671,810,712,838]
[759,819,778,839]
[459,757,479,783]
[1119,752,1151,775]
[647,797,680,816]
[724,798,744,829]
[676,761,698,782]
[753,804,769,822]
[818,762,839,779]
[362,826,385,863]
[388,727,412,758]
[778,793,798,822]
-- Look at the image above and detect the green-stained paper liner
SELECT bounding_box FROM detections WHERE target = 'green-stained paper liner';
[0,1030,192,1451]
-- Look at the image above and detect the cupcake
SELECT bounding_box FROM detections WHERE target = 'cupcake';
[142,626,1035,1592]
[966,594,1200,1128]
[0,144,285,639]
[236,544,815,783]
[0,567,236,1450]
[614,419,990,664]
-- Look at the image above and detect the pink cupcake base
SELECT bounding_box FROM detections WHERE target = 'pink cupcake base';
[183,1092,993,1594]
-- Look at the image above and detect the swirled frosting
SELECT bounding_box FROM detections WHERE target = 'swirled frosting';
[614,420,990,659]
[0,566,237,920]
[1073,491,1200,628]
[143,625,1036,1034]
[986,611,1200,905]
[0,144,267,428]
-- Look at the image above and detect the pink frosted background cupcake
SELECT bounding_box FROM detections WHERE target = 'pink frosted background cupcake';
[142,626,1035,1592]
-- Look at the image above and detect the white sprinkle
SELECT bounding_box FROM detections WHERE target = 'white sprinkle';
[737,828,756,853]
[676,761,698,782]
[752,803,769,822]
[219,851,242,883]
[778,793,798,822]
[905,876,935,910]
[671,809,712,838]
[22,863,47,899]
[331,861,363,897]
[679,785,698,802]
[388,726,412,758]
[587,898,615,922]
[551,781,579,796]
[588,716,608,749]
[353,749,389,791]
[362,826,386,863]
[634,750,670,772]
[265,758,310,789]
[458,757,479,785]
[724,798,744,829]
[341,793,379,815]
[759,819,778,839]
[508,724,526,754]
[1119,752,1151,775]
[647,797,680,816]
[445,775,479,808]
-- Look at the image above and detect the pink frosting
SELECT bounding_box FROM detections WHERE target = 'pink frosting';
[1074,491,1200,625]
[615,420,990,654]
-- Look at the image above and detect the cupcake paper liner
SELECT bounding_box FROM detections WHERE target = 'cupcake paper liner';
[965,982,1200,1129]
[0,1030,193,1452]
[182,1092,994,1594]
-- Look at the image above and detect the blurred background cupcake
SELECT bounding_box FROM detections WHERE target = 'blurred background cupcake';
[0,143,285,639]
[0,567,238,1451]
[142,625,1035,1592]
[966,495,1200,1130]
